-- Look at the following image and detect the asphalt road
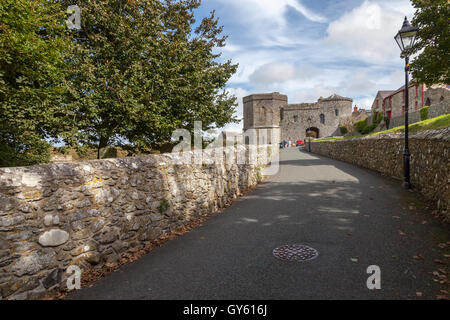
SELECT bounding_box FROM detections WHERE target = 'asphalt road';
[68,148,449,300]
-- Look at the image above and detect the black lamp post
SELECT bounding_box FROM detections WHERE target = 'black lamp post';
[307,117,312,152]
[394,16,419,189]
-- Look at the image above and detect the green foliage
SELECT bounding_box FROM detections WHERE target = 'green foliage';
[0,0,238,166]
[157,198,170,214]
[372,112,382,124]
[255,167,262,182]
[420,106,429,121]
[410,0,450,85]
[354,119,368,133]
[384,117,390,130]
[0,134,51,167]
[0,0,71,167]
[61,0,238,157]
[372,112,378,123]
[354,116,379,135]
[339,126,348,135]
[59,146,70,155]
[361,124,377,134]
[375,114,450,135]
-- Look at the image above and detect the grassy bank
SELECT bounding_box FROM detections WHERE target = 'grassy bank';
[315,113,450,142]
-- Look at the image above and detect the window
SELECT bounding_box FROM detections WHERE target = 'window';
[376,100,379,109]
[293,115,298,123]
[440,96,445,102]
[415,101,418,111]
[425,98,431,106]
[320,114,325,124]
[335,109,339,116]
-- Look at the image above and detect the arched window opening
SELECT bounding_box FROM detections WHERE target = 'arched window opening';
[335,109,339,116]
[293,115,298,123]
[425,98,431,106]
[440,96,445,102]
[320,114,325,124]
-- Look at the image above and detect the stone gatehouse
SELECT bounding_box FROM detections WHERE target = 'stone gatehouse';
[243,92,353,143]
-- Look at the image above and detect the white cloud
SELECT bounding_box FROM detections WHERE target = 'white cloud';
[214,0,326,47]
[217,0,326,25]
[325,0,415,63]
[285,0,327,23]
[353,97,374,110]
[249,62,297,85]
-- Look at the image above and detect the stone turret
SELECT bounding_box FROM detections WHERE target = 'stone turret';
[243,92,287,130]
[243,92,287,145]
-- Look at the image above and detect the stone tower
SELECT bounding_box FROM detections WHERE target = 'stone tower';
[243,92,287,145]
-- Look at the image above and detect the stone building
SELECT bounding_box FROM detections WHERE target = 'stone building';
[243,92,353,143]
[371,83,450,119]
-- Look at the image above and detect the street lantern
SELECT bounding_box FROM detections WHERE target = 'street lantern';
[395,17,419,53]
[394,16,419,189]
[307,117,312,152]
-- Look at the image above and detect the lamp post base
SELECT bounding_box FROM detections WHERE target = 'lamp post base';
[403,152,411,189]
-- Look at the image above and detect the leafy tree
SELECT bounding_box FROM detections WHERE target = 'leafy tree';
[61,0,238,157]
[410,0,450,85]
[0,0,71,167]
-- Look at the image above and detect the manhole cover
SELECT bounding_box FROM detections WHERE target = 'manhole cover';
[273,244,319,262]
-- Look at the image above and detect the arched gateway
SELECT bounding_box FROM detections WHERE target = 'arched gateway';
[306,127,319,138]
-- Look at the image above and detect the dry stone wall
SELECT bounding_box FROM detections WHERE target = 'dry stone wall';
[310,128,450,217]
[0,146,270,300]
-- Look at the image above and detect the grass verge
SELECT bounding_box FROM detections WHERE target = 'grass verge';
[315,114,450,142]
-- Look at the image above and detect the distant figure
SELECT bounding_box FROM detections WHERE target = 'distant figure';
[288,140,292,148]
[283,140,287,148]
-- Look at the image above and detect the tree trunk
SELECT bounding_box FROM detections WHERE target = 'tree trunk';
[97,136,109,159]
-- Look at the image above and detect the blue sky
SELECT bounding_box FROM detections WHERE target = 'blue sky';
[193,0,416,132]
